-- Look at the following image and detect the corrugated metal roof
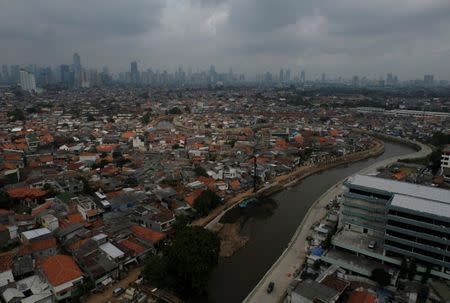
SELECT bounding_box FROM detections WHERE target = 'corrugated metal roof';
[390,194,450,218]
[347,174,450,203]
[21,228,51,240]
[99,242,124,259]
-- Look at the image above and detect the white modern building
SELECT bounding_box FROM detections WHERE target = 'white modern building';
[19,70,37,92]
[441,145,450,181]
[323,174,450,280]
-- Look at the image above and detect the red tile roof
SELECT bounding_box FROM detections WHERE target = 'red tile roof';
[0,252,12,272]
[121,131,135,140]
[131,225,166,243]
[41,255,83,287]
[118,238,146,256]
[7,187,46,199]
[185,189,204,206]
[96,145,115,153]
[67,238,89,252]
[19,237,57,256]
[31,200,54,216]
[347,290,377,303]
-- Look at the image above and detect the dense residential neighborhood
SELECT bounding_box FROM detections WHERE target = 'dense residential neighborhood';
[0,85,449,302]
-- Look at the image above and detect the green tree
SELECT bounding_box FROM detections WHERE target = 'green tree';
[399,257,408,279]
[193,189,221,216]
[112,150,122,160]
[421,265,431,284]
[142,226,220,298]
[168,107,182,115]
[79,177,95,195]
[7,108,25,122]
[173,215,190,231]
[0,191,14,210]
[408,258,417,281]
[116,157,131,167]
[141,112,151,124]
[194,165,208,177]
[371,268,391,287]
[125,177,139,187]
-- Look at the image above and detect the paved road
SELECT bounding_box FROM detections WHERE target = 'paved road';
[243,141,431,303]
[85,266,142,303]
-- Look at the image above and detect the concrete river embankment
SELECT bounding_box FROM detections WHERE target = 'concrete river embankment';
[207,141,416,303]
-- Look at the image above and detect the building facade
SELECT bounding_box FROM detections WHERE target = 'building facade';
[337,174,450,279]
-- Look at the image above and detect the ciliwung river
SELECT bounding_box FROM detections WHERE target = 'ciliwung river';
[207,141,415,303]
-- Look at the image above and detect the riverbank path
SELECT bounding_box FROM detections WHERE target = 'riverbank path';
[243,141,431,303]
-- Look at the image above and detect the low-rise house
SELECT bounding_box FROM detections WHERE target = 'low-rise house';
[38,214,59,232]
[7,188,46,207]
[73,240,118,287]
[3,275,53,303]
[0,252,14,289]
[14,214,36,232]
[54,223,87,243]
[41,255,83,301]
[291,280,341,303]
[131,204,175,232]
[130,225,165,250]
[75,196,103,222]
[108,191,146,211]
[116,237,151,263]
[20,228,51,244]
[18,237,58,260]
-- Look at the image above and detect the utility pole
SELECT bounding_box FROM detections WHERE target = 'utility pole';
[253,134,261,193]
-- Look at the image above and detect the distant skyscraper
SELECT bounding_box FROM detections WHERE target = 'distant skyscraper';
[321,73,326,83]
[386,73,393,86]
[279,69,284,82]
[300,70,306,84]
[352,75,359,87]
[424,74,434,85]
[130,61,140,84]
[60,64,73,87]
[73,53,81,71]
[19,70,37,92]
[1,65,9,83]
[10,65,20,84]
[285,69,291,82]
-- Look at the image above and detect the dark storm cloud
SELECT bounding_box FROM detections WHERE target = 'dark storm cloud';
[1,0,450,78]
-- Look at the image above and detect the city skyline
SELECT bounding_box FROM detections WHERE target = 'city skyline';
[1,0,450,79]
[1,56,448,85]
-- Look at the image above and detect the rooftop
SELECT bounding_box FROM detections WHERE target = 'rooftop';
[292,279,339,302]
[390,194,450,219]
[99,242,125,259]
[21,228,51,241]
[41,255,83,287]
[347,174,450,204]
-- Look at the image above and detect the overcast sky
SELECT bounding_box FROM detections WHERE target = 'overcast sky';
[1,0,450,79]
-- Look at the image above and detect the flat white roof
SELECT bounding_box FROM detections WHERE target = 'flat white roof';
[390,194,450,219]
[347,174,450,204]
[92,233,107,241]
[99,242,124,259]
[21,228,51,240]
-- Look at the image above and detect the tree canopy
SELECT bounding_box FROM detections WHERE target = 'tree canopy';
[142,226,220,298]
[168,107,182,115]
[194,165,208,177]
[193,189,221,216]
[141,112,151,124]
[0,191,14,210]
[371,268,391,287]
[7,108,25,122]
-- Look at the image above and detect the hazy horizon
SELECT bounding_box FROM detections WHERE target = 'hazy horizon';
[1,0,450,79]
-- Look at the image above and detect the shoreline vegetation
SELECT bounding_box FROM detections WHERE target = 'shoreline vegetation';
[195,137,385,257]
